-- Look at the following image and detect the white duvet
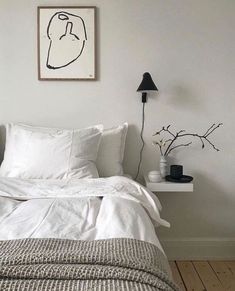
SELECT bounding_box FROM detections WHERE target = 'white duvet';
[0,176,169,253]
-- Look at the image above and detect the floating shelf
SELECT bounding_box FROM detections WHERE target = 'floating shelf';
[144,176,194,192]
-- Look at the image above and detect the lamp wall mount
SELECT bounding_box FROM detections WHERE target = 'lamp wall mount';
[141,92,147,103]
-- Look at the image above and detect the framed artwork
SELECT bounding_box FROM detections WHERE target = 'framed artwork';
[37,6,96,80]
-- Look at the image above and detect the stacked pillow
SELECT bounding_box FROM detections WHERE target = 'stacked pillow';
[0,123,128,179]
[96,123,128,177]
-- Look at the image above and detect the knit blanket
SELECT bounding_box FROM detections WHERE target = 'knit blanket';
[0,238,179,291]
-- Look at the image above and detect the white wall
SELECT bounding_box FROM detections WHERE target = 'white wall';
[0,0,234,258]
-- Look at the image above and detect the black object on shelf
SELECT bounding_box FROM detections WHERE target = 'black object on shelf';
[166,165,193,183]
[166,175,193,183]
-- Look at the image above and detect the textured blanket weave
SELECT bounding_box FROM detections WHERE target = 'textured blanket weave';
[0,238,179,291]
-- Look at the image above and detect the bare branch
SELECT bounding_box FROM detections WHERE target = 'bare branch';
[205,123,223,137]
[177,130,186,135]
[153,142,163,155]
[165,125,176,138]
[200,137,205,149]
[153,127,164,136]
[167,142,192,155]
[204,123,216,136]
[153,123,222,156]
[204,137,220,151]
[153,125,176,138]
[165,139,173,144]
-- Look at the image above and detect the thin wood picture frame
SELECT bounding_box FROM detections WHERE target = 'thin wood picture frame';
[37,6,97,81]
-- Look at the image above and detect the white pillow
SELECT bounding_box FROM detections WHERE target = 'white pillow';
[0,123,103,179]
[96,123,128,177]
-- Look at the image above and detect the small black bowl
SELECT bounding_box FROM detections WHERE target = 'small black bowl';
[165,175,193,183]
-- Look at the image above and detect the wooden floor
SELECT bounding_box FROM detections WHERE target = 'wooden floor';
[169,261,235,291]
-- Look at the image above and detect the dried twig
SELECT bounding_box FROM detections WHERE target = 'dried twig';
[153,123,222,156]
[153,141,163,156]
[167,142,192,155]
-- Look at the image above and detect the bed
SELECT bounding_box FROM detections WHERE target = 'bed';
[0,123,179,290]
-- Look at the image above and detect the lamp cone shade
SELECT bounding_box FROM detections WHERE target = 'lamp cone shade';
[137,72,158,92]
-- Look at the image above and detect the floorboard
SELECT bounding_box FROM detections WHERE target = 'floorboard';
[176,261,205,291]
[169,261,235,291]
[209,261,235,291]
[169,261,186,291]
[193,261,224,291]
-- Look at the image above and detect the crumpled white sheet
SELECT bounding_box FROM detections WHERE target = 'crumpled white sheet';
[0,176,169,253]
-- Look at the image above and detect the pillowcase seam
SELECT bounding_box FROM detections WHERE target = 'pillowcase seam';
[67,130,74,178]
[118,124,128,174]
[120,124,128,161]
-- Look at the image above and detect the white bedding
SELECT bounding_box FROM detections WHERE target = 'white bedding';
[0,176,168,254]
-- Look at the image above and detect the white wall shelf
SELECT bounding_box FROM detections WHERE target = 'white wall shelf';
[144,176,194,192]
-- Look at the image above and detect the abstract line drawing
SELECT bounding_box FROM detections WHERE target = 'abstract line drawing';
[46,11,87,70]
[38,6,96,80]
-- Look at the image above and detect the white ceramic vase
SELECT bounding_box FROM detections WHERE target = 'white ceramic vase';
[160,156,167,178]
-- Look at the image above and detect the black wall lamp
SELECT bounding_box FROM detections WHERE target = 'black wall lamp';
[137,72,158,103]
[135,72,158,180]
